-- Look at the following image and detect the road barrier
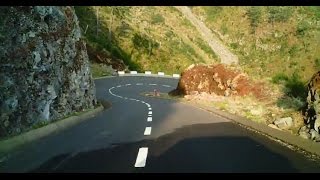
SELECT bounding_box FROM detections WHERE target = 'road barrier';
[173,74,180,78]
[118,71,125,75]
[116,71,180,79]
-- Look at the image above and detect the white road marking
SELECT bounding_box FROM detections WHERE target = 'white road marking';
[162,85,171,87]
[126,84,131,86]
[117,85,122,88]
[146,103,150,107]
[134,147,148,168]
[144,127,152,135]
[148,111,152,115]
[149,84,157,86]
[147,117,152,122]
[148,107,152,110]
[136,83,143,85]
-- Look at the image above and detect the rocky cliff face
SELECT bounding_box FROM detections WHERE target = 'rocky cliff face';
[0,6,96,138]
[301,71,320,141]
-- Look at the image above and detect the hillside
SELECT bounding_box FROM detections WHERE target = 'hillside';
[190,6,320,81]
[74,6,220,76]
[75,6,320,118]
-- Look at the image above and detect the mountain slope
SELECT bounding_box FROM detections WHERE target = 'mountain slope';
[190,6,320,81]
[175,6,238,65]
[75,6,219,75]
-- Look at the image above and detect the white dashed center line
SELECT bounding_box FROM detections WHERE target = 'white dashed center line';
[144,127,152,135]
[108,82,174,168]
[134,147,148,168]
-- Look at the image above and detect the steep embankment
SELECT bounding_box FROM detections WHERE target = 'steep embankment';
[175,6,238,65]
[74,6,220,75]
[0,7,96,138]
[190,6,320,80]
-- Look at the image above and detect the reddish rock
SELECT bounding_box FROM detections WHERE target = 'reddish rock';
[170,64,265,99]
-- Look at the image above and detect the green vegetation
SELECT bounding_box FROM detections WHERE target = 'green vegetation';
[267,6,293,23]
[247,7,262,33]
[90,63,113,78]
[191,6,319,81]
[151,14,165,24]
[272,72,307,110]
[203,7,223,21]
[75,6,218,75]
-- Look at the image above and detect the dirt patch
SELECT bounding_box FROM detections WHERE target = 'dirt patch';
[171,64,267,100]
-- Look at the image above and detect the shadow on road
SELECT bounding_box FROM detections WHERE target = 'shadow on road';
[30,122,318,173]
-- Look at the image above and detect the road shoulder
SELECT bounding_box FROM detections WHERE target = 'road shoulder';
[143,93,320,158]
[0,105,105,158]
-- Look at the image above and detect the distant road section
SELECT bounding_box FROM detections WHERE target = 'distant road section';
[175,6,239,65]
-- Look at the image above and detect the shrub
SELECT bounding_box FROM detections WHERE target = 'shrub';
[296,20,310,36]
[204,7,223,21]
[277,96,305,110]
[314,58,320,69]
[151,14,165,24]
[284,72,307,100]
[247,7,262,32]
[272,73,289,84]
[268,6,293,23]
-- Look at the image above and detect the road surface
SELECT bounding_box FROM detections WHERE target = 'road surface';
[1,76,320,173]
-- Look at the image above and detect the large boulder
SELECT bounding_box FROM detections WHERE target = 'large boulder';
[170,64,265,99]
[0,7,96,138]
[303,71,320,135]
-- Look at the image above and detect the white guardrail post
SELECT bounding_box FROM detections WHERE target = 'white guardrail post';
[118,71,125,75]
[173,74,180,78]
[130,71,138,74]
[145,71,152,75]
[158,72,165,76]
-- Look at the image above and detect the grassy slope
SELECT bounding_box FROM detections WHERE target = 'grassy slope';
[189,6,320,130]
[191,6,320,82]
[75,6,219,75]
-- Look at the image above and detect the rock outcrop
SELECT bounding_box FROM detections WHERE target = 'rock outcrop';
[0,7,96,137]
[302,71,320,139]
[170,64,265,99]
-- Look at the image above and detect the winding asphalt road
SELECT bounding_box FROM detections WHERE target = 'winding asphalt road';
[1,76,320,173]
